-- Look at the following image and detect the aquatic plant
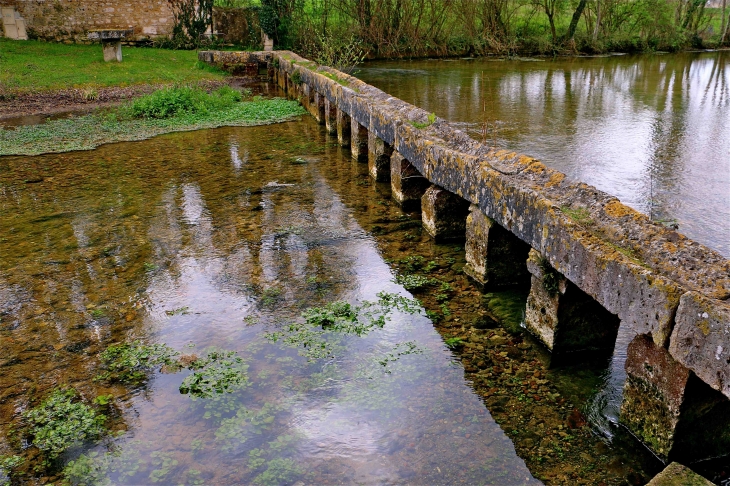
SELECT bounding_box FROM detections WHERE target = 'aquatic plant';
[179,349,250,399]
[23,389,106,460]
[96,341,179,384]
[266,292,421,360]
[378,341,424,372]
[253,458,304,486]
[444,337,465,349]
[483,291,528,334]
[393,273,434,291]
[0,455,24,484]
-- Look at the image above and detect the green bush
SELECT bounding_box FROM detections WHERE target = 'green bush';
[130,86,243,119]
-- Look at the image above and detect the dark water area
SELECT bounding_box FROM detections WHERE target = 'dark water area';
[356,51,730,258]
[0,115,718,484]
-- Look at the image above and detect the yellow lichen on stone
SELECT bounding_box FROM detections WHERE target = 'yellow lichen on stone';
[545,172,565,187]
[698,319,711,336]
[605,200,641,219]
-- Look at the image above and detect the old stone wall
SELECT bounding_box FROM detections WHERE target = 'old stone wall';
[1,0,174,42]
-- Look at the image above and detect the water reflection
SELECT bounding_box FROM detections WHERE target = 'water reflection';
[0,121,539,484]
[357,52,730,256]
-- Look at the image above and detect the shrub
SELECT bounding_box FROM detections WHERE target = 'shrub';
[130,86,242,119]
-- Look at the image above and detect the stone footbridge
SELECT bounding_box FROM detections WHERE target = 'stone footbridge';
[199,50,730,463]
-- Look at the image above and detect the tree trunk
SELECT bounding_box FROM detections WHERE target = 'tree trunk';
[722,0,728,44]
[592,0,601,42]
[567,0,588,40]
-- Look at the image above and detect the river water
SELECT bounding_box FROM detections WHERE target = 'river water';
[0,80,724,482]
[356,51,730,258]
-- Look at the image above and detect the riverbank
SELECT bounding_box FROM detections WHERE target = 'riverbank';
[0,90,306,156]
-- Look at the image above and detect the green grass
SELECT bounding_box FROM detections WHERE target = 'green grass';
[1,94,306,156]
[0,38,226,93]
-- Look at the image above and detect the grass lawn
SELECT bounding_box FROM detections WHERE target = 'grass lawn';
[0,38,227,93]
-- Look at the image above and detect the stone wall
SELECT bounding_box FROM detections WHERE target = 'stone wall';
[1,0,174,42]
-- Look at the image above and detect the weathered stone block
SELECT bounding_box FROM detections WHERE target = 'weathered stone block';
[620,334,691,461]
[368,132,393,182]
[669,292,730,400]
[324,97,337,135]
[464,204,531,289]
[390,151,429,209]
[647,463,713,486]
[312,91,325,125]
[421,185,470,241]
[524,249,620,355]
[350,118,368,163]
[336,108,351,148]
[102,40,122,62]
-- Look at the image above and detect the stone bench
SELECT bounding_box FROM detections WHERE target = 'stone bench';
[87,29,133,62]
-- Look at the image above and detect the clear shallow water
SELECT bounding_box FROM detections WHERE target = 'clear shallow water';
[0,120,542,484]
[356,52,730,257]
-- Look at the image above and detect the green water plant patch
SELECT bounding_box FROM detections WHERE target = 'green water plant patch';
[22,389,106,460]
[1,87,306,156]
[96,341,179,385]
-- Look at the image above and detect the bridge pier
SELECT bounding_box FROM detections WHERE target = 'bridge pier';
[620,334,730,462]
[390,150,430,209]
[421,185,470,241]
[336,108,351,148]
[524,249,620,356]
[324,98,337,135]
[368,132,393,182]
[351,119,369,163]
[313,91,325,125]
[464,205,531,289]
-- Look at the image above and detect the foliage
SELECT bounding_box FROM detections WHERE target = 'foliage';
[129,86,242,119]
[166,0,215,49]
[1,97,306,156]
[305,32,366,74]
[96,341,179,384]
[22,389,106,460]
[0,38,225,94]
[0,455,24,482]
[410,113,437,129]
[179,349,250,398]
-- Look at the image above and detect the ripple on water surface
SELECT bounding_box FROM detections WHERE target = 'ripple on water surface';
[0,120,542,484]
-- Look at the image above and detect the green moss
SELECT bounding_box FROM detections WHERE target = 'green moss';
[409,112,437,129]
[23,389,106,459]
[539,257,562,295]
[483,290,528,334]
[560,205,594,226]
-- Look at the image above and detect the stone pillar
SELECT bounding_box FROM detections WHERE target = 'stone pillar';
[421,185,470,241]
[336,108,351,148]
[390,150,430,209]
[464,204,531,289]
[313,92,326,125]
[102,41,123,62]
[368,132,393,182]
[263,32,274,51]
[351,118,368,163]
[524,249,620,356]
[620,334,730,463]
[324,98,337,135]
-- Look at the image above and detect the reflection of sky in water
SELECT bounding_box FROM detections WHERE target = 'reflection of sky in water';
[358,52,730,256]
[0,122,539,483]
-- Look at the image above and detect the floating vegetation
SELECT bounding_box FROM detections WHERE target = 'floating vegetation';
[96,341,179,385]
[378,341,424,372]
[165,306,190,316]
[0,455,24,484]
[266,292,421,360]
[22,389,106,460]
[179,349,250,399]
[393,273,434,290]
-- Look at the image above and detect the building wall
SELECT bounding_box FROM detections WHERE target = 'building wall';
[2,0,175,42]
